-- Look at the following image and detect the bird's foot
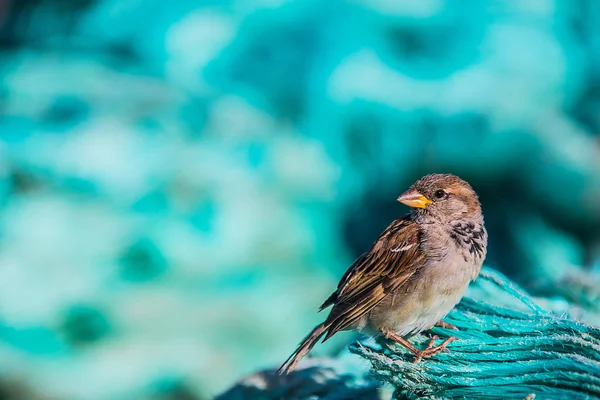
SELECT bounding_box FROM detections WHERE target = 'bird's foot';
[412,335,457,363]
[434,320,459,331]
[380,328,457,363]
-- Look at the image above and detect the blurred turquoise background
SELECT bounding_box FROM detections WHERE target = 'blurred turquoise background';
[1,1,600,399]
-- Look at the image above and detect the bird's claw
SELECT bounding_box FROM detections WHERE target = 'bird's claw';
[412,335,457,363]
[435,321,459,331]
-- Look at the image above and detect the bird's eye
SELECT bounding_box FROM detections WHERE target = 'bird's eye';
[434,189,446,199]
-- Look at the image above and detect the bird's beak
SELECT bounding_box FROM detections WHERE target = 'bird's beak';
[397,189,432,209]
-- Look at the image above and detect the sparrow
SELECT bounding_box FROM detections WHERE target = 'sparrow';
[278,174,487,374]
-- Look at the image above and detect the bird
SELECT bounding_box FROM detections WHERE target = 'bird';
[278,173,487,374]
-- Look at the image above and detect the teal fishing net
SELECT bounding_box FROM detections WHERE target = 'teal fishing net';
[350,268,600,399]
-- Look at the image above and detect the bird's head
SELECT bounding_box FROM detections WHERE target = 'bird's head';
[397,174,482,223]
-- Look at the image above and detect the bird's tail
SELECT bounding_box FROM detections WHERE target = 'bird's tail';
[277,323,328,375]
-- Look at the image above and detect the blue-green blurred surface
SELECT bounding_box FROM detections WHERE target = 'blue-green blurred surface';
[0,1,600,399]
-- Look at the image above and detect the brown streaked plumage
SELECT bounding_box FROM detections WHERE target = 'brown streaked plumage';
[278,174,487,374]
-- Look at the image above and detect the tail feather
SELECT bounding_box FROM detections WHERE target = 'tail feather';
[318,291,337,311]
[277,323,328,375]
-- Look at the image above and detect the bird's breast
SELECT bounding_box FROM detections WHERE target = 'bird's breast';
[364,256,472,337]
[364,229,478,337]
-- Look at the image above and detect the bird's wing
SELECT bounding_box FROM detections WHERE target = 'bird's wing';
[321,216,425,341]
